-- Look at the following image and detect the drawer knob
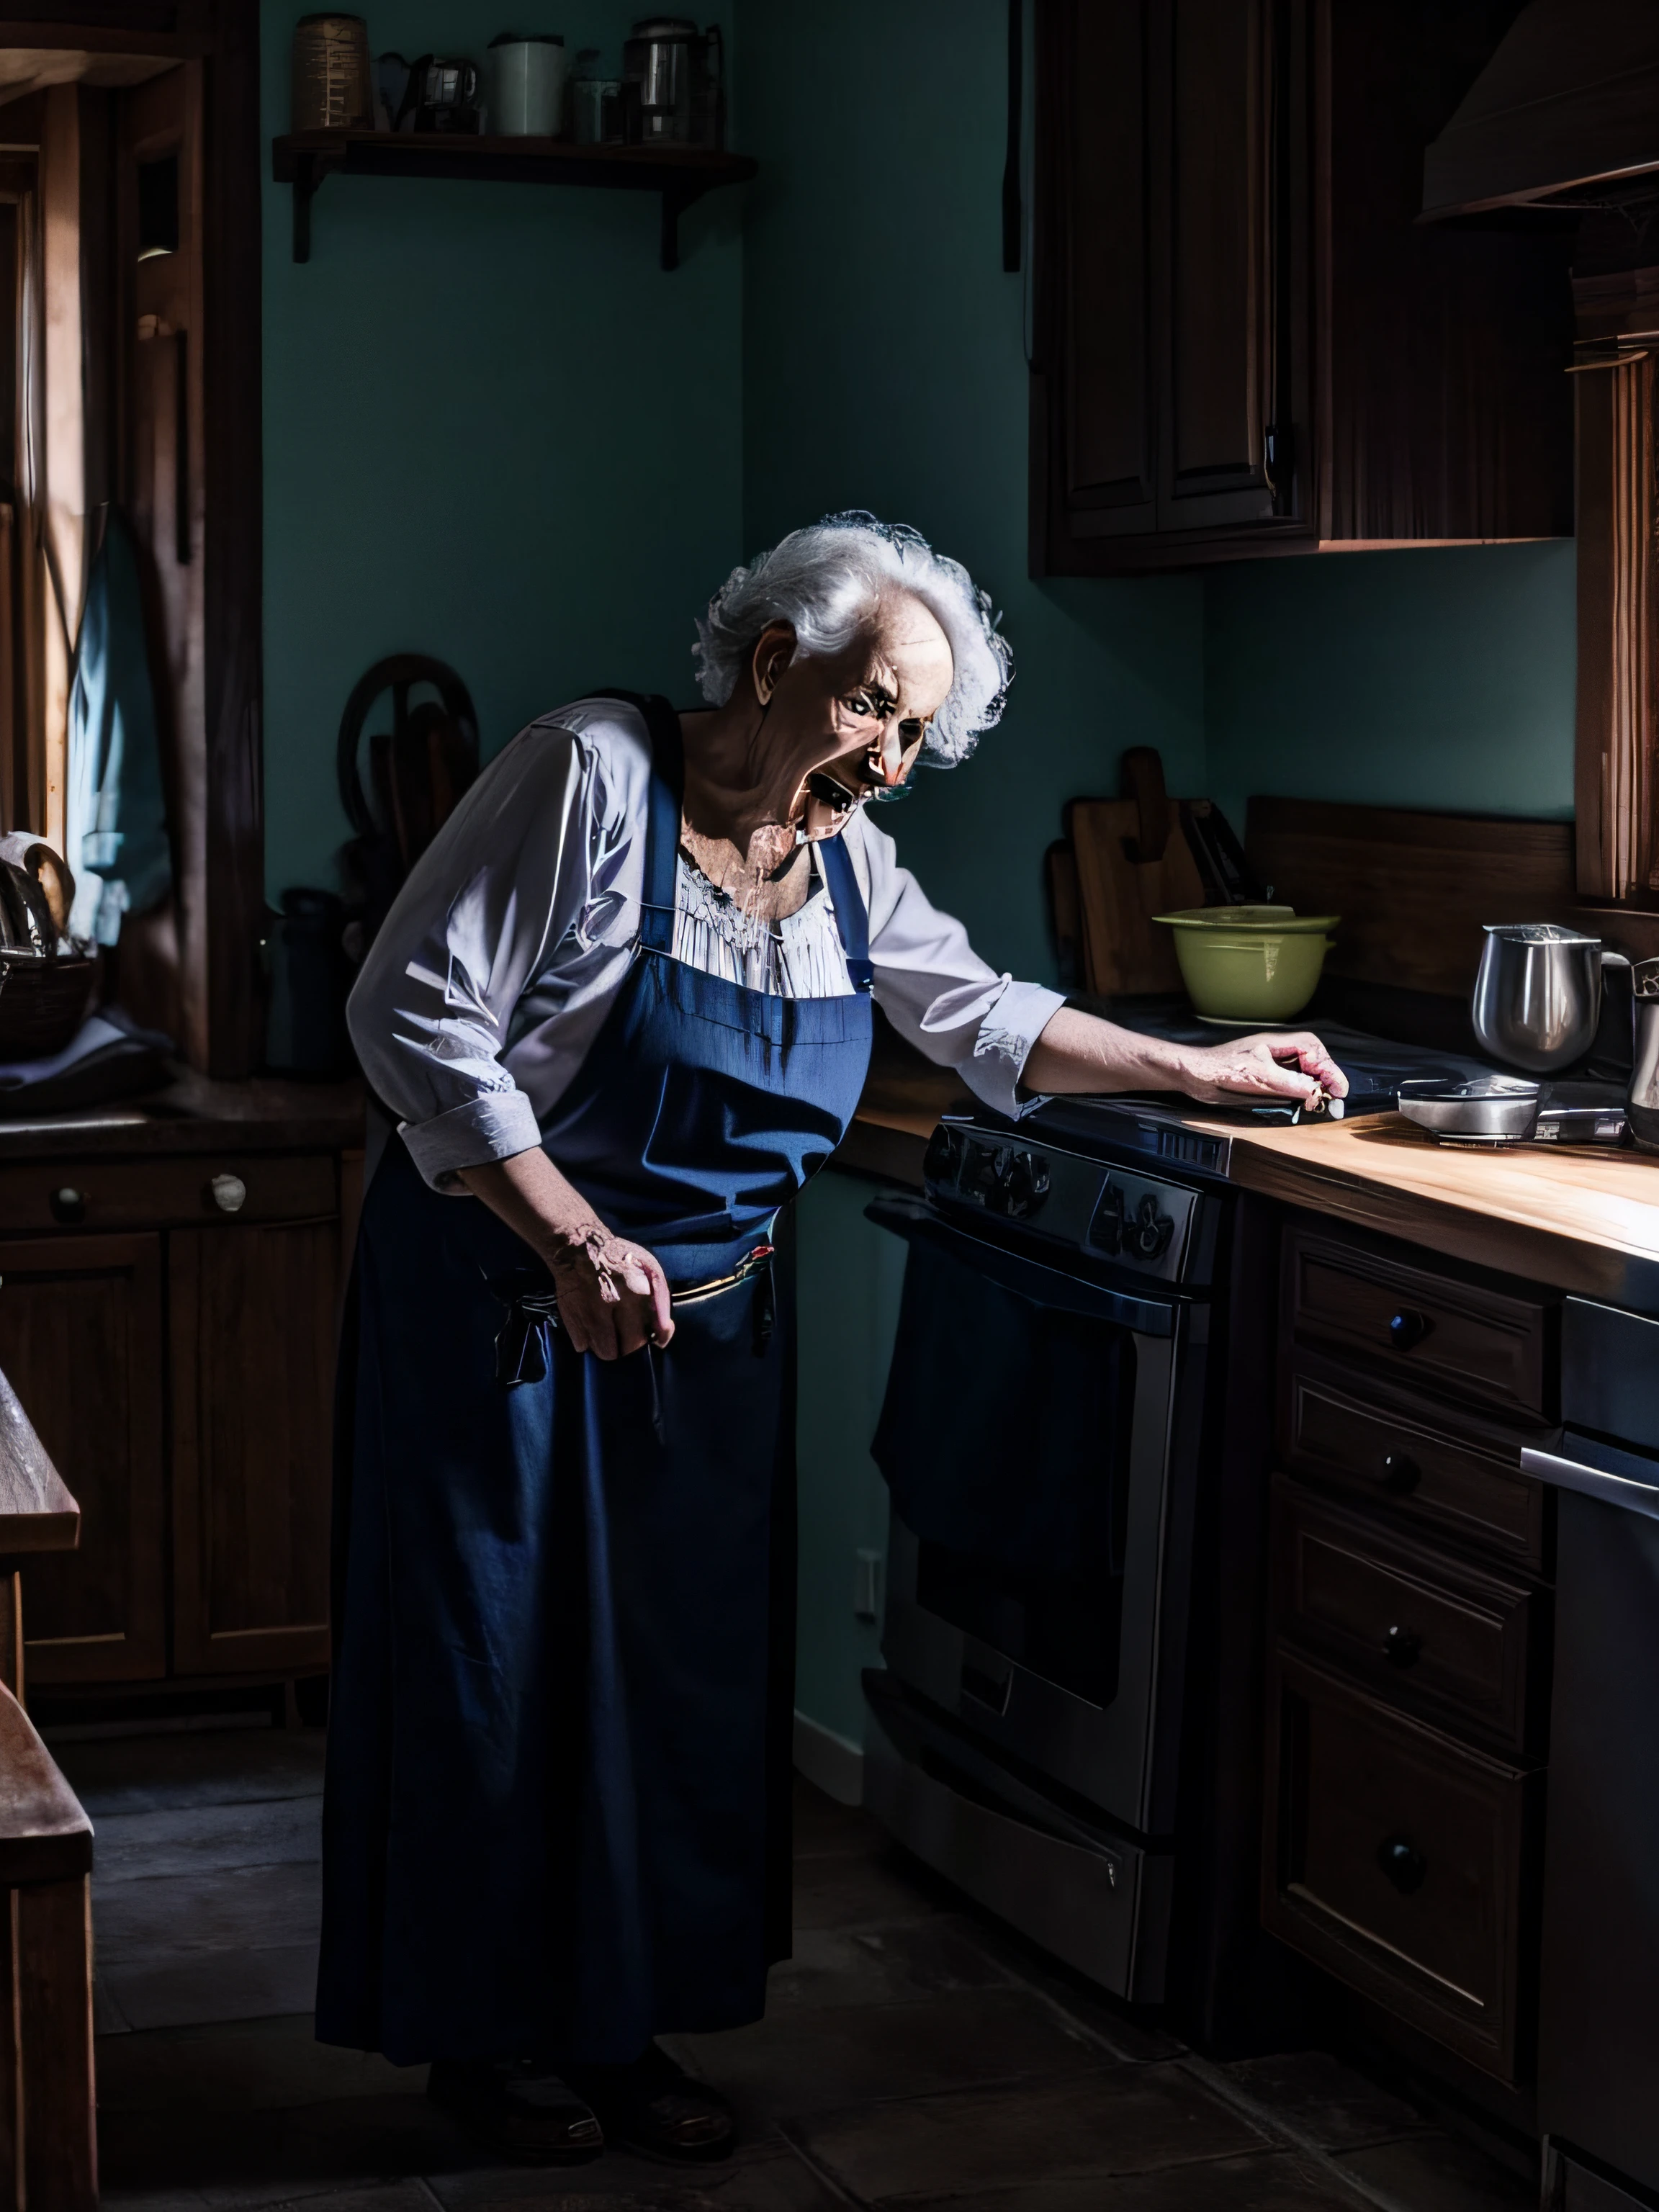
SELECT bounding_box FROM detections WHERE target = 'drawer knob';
[1383,1623,1422,1668]
[209,1173,248,1215]
[49,1187,85,1225]
[1388,1306,1431,1351]
[1377,1835,1427,1895]
[1381,1450,1421,1495]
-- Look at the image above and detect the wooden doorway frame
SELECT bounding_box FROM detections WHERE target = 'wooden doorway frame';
[0,1,262,1076]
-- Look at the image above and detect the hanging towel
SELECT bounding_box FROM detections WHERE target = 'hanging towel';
[65,510,171,946]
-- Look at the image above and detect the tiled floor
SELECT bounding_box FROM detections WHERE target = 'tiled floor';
[58,1725,1538,2212]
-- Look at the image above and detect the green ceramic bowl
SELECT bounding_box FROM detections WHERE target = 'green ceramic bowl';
[1154,905,1341,1022]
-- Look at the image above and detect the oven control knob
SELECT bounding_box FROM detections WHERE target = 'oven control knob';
[1089,1179,1125,1254]
[1125,1193,1174,1260]
[997,1150,1050,1219]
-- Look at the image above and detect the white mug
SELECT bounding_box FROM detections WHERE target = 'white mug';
[486,36,568,135]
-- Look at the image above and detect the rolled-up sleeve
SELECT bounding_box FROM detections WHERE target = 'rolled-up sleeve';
[850,814,1065,1120]
[346,726,590,1189]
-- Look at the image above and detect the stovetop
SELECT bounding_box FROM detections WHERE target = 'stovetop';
[1017,1020,1501,1178]
[943,1010,1625,1184]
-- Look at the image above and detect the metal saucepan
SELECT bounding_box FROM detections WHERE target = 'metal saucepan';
[1397,1075,1542,1141]
[1472,923,1627,1074]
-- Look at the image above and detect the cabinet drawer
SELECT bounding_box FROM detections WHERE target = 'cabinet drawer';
[1284,1226,1553,1420]
[1280,1352,1548,1572]
[0,1155,336,1233]
[1271,1478,1539,1753]
[1264,1648,1536,2082]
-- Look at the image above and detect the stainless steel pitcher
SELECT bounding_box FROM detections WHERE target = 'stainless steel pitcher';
[1472,923,1620,1074]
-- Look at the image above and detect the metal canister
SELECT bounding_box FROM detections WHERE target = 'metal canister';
[292,14,374,132]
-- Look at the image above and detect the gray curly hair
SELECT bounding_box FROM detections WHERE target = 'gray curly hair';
[693,511,1013,768]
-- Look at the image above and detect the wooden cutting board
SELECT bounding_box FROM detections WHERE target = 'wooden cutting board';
[1066,794,1208,995]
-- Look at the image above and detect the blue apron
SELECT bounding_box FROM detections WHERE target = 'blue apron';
[317,696,874,2068]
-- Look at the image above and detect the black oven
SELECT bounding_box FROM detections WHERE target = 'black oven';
[861,1112,1226,2003]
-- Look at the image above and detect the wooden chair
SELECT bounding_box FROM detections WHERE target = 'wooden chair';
[0,1367,95,2212]
[0,1688,94,2211]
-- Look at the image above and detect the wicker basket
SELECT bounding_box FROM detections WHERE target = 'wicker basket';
[0,955,99,1062]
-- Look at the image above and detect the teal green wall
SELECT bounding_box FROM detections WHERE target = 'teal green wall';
[734,1,1205,993]
[1206,542,1578,835]
[261,2,744,899]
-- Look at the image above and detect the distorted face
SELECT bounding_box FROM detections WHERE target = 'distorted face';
[751,592,955,842]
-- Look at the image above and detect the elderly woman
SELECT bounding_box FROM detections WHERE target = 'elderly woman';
[319,514,1344,2162]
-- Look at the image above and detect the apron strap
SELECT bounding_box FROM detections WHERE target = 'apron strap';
[819,832,874,992]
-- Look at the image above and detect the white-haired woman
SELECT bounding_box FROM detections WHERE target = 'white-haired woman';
[318,514,1344,2163]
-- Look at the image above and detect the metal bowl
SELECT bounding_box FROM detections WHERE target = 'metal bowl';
[1396,1075,1542,1141]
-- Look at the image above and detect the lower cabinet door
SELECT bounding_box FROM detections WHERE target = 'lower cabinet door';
[0,1234,166,1683]
[1263,1646,1537,2082]
[170,1220,338,1676]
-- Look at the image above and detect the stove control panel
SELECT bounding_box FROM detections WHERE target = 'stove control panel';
[923,1124,1200,1284]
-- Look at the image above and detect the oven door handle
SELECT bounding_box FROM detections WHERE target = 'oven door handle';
[866,1195,1178,1338]
[1520,1439,1659,1523]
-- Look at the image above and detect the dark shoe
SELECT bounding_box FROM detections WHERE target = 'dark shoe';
[427,2058,605,2164]
[565,2043,736,2164]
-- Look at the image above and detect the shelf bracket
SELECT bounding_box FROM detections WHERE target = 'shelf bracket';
[660,182,709,274]
[289,147,346,264]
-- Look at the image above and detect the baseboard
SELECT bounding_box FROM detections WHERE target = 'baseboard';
[792,1709,864,1805]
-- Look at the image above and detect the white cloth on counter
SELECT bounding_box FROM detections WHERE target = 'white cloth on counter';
[346,696,1066,1191]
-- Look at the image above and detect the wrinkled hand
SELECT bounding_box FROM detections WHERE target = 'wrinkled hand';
[549,1223,675,1359]
[1172,1031,1349,1108]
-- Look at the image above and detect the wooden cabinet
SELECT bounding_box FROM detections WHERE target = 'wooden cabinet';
[170,1220,336,1676]
[1268,1647,1537,2080]
[1030,0,1574,574]
[1272,1477,1540,1755]
[1264,1215,1558,2086]
[1283,1228,1555,1425]
[1160,0,1297,536]
[1033,0,1305,563]
[1281,1349,1548,1573]
[0,1236,165,1685]
[0,1143,344,1695]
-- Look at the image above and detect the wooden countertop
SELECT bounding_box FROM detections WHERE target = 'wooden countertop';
[0,1070,365,1162]
[1213,1112,1659,1308]
[838,1053,1659,1307]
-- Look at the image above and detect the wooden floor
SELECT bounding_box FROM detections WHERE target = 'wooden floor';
[55,1725,1534,2211]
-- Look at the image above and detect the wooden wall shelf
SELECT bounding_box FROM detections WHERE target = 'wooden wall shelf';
[271,131,757,270]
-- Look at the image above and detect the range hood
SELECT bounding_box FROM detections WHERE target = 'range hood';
[1421,0,1659,220]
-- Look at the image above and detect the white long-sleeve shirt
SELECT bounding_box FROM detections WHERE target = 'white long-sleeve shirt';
[348,698,1066,1190]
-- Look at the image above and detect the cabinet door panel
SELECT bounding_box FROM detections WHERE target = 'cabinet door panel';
[1280,1352,1549,1573]
[1272,1476,1539,1753]
[171,1222,337,1675]
[1161,0,1279,526]
[0,1236,165,1684]
[1033,0,1159,557]
[1264,1648,1535,2082]
[1064,0,1156,528]
[1283,1226,1553,1421]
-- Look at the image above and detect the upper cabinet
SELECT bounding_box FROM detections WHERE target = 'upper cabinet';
[1030,0,1575,576]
